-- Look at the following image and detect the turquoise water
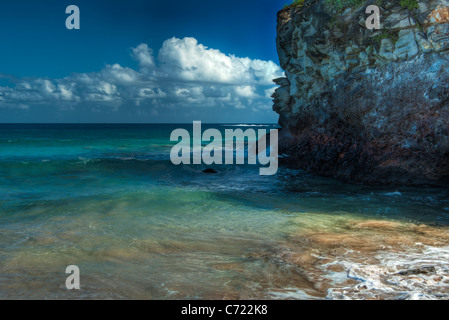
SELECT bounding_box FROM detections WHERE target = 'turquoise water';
[1,124,449,299]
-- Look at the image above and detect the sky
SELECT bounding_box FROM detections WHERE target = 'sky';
[0,0,285,123]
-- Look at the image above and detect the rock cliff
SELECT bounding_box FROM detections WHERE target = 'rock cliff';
[273,0,449,185]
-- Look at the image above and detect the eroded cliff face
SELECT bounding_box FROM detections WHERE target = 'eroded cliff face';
[273,0,449,185]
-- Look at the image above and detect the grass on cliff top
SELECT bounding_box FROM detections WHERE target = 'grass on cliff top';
[283,0,305,9]
[285,0,362,11]
[324,0,365,13]
[400,0,419,10]
[285,0,418,12]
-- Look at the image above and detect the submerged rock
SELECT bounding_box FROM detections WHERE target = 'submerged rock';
[202,168,218,174]
[273,0,449,185]
[397,266,437,275]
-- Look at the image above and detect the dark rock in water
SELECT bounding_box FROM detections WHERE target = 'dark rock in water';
[398,266,436,276]
[273,0,449,186]
[202,168,218,174]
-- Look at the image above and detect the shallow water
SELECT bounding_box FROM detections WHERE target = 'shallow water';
[1,124,449,299]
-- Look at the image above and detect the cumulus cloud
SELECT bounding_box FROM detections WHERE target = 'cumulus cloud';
[158,37,280,85]
[235,85,257,98]
[131,43,155,73]
[0,37,283,119]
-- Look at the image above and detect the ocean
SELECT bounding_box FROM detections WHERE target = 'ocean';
[1,123,449,299]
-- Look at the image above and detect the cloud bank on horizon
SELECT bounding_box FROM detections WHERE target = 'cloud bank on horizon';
[0,37,283,123]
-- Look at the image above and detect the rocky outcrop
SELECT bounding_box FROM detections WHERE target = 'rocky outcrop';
[273,0,449,185]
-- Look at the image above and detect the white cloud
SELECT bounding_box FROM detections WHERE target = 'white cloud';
[100,64,140,83]
[58,84,75,100]
[158,37,282,85]
[0,37,284,115]
[138,87,166,98]
[131,43,155,71]
[264,86,277,98]
[235,85,257,98]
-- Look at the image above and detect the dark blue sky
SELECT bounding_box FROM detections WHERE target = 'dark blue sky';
[0,0,285,123]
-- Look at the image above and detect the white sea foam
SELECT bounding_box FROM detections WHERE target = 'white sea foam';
[326,245,449,300]
[269,287,317,300]
[383,191,402,196]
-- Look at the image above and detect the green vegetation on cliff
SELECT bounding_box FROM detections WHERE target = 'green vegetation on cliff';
[372,29,400,44]
[324,0,365,12]
[284,0,305,8]
[400,0,419,10]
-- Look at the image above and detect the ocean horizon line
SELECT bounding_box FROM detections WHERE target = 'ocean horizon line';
[0,122,279,125]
